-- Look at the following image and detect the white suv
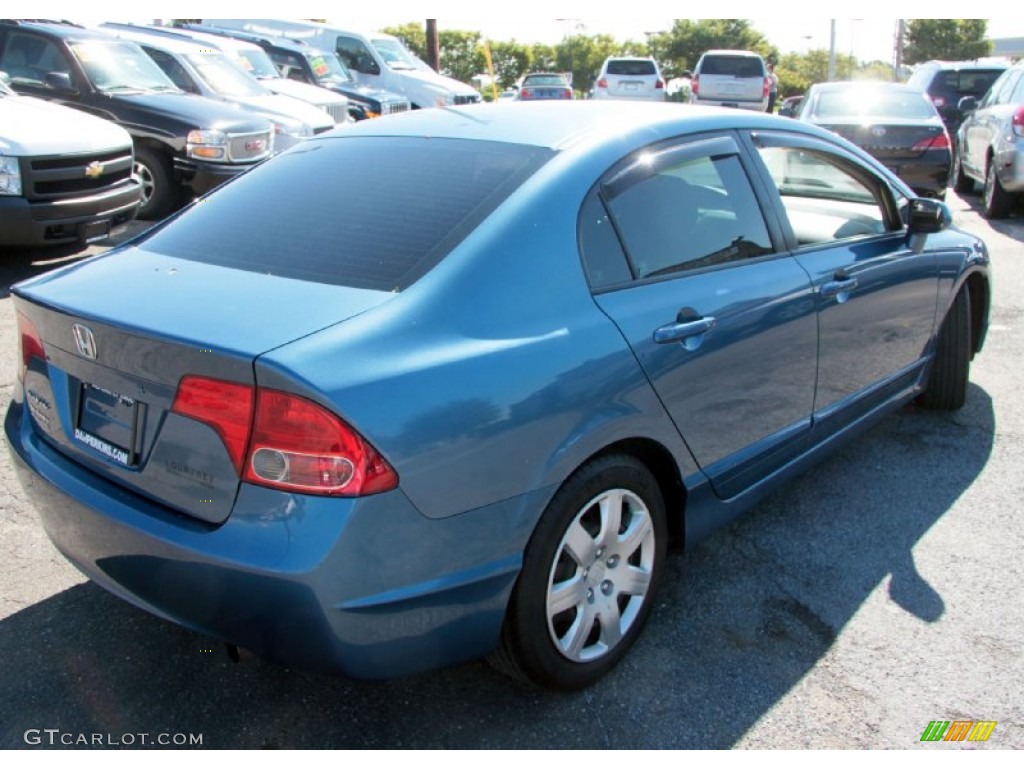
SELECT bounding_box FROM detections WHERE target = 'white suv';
[593,57,665,102]
[690,49,769,112]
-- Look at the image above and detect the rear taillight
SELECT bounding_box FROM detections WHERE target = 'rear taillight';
[655,79,664,89]
[691,75,699,95]
[932,96,946,107]
[170,375,397,496]
[763,77,770,98]
[1013,106,1024,138]
[172,376,254,475]
[562,88,572,99]
[244,389,397,496]
[520,87,532,99]
[597,77,608,89]
[912,132,951,151]
[17,313,44,382]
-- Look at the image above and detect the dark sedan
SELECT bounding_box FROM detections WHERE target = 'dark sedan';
[798,82,952,199]
[6,103,989,691]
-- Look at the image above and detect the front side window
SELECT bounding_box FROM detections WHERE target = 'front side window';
[335,36,379,75]
[0,34,71,86]
[756,145,893,246]
[605,152,773,280]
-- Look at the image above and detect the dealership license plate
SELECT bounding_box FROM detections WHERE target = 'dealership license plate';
[74,384,138,466]
[81,219,111,243]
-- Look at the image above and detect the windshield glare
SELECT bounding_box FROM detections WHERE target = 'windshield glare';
[235,49,280,80]
[71,41,178,92]
[186,52,267,97]
[307,52,351,84]
[372,38,421,71]
[814,90,936,120]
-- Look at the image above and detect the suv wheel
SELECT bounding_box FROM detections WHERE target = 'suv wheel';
[133,147,175,220]
[982,160,1013,219]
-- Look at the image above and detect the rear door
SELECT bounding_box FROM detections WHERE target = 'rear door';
[585,133,818,499]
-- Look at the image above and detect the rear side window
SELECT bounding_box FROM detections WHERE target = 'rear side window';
[930,69,1005,103]
[699,56,764,78]
[606,60,657,76]
[138,137,552,291]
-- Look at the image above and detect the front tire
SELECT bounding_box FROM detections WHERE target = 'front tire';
[133,146,175,220]
[982,160,1013,219]
[918,288,971,411]
[490,454,667,691]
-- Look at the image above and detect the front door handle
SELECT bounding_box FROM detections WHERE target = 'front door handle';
[654,315,716,347]
[821,276,858,299]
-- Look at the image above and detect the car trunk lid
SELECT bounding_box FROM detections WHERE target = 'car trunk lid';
[824,122,947,160]
[14,247,392,525]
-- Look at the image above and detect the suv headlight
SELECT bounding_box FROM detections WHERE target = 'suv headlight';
[186,129,228,161]
[0,155,23,196]
[273,120,313,139]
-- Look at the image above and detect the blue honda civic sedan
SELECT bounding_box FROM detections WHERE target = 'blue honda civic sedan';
[5,102,990,691]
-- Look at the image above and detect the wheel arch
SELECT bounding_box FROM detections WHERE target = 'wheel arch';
[964,270,990,357]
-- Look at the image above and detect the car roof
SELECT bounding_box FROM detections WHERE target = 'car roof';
[914,59,1010,71]
[809,82,923,94]
[197,27,327,56]
[701,49,764,57]
[99,24,216,54]
[0,19,122,45]
[332,101,833,151]
[159,27,264,54]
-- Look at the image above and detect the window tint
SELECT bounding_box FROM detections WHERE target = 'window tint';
[756,146,891,246]
[812,90,935,120]
[146,48,193,92]
[1011,70,1024,104]
[931,69,1004,102]
[579,193,632,289]
[137,137,553,291]
[989,70,1021,106]
[606,60,657,76]
[699,55,764,78]
[336,36,378,75]
[0,33,69,86]
[606,153,773,279]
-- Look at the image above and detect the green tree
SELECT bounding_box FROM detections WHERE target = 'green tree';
[529,44,558,74]
[438,29,486,84]
[487,40,532,89]
[657,19,777,75]
[903,19,992,64]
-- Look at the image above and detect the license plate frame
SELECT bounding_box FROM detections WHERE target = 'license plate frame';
[80,218,111,244]
[74,383,138,467]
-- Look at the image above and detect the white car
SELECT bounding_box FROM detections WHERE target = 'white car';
[690,49,769,112]
[592,57,665,102]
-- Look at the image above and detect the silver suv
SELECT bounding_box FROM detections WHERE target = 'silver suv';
[953,61,1024,218]
[689,49,768,112]
[592,57,665,102]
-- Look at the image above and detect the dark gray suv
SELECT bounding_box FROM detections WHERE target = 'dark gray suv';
[907,60,1008,138]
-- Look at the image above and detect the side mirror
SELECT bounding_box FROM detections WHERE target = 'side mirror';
[44,71,77,94]
[907,198,951,235]
[957,95,977,113]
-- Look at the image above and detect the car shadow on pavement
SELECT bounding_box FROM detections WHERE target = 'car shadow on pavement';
[947,192,1024,241]
[0,387,995,749]
[0,221,153,299]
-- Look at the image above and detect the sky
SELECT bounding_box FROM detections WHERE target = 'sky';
[20,1,1024,67]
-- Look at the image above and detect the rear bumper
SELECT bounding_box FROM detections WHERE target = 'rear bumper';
[881,151,951,197]
[690,95,768,112]
[5,395,532,680]
[0,181,141,248]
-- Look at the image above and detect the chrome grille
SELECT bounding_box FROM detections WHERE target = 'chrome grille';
[324,103,349,124]
[24,147,133,202]
[385,102,410,115]
[227,130,274,163]
[453,94,480,105]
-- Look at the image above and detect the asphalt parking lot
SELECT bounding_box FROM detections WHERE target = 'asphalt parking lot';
[1,195,1022,749]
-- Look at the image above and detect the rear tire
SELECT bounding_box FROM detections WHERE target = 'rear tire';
[918,288,971,411]
[952,149,973,194]
[982,160,1013,219]
[490,454,667,691]
[133,146,175,221]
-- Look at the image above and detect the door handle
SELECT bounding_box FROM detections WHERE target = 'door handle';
[821,277,858,299]
[654,316,716,346]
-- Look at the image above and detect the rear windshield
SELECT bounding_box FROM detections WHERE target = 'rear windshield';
[813,90,936,120]
[606,60,657,76]
[929,69,1005,101]
[699,56,764,78]
[137,137,552,291]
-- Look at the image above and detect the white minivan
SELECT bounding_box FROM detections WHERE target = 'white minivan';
[689,49,769,112]
[201,20,481,109]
